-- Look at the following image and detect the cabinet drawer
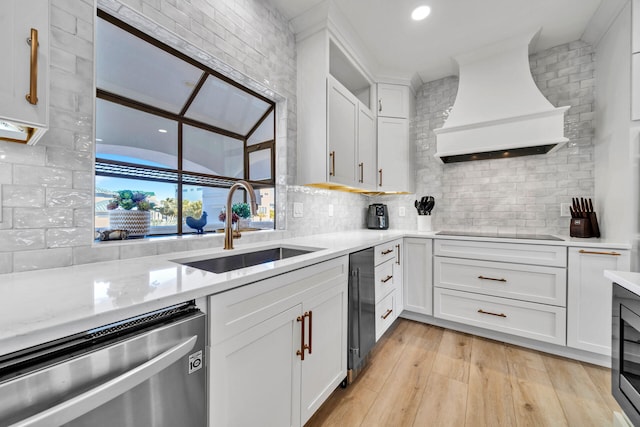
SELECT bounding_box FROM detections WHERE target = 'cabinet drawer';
[434,288,566,345]
[375,259,395,303]
[375,291,395,341]
[375,241,399,266]
[209,256,348,345]
[434,239,566,267]
[434,257,566,306]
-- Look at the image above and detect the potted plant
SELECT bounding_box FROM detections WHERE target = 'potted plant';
[218,203,251,232]
[106,190,154,237]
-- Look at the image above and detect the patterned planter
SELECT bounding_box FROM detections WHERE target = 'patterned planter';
[108,210,150,237]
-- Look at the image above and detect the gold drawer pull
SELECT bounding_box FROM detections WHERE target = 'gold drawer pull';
[26,28,39,105]
[296,314,305,360]
[478,275,507,282]
[478,309,507,318]
[381,275,393,283]
[382,309,393,320]
[329,151,335,177]
[578,249,621,256]
[381,249,394,255]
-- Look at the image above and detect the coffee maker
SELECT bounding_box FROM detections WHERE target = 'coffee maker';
[367,204,389,230]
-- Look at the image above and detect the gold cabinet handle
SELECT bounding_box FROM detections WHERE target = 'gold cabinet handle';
[358,162,364,183]
[478,275,507,282]
[378,169,383,187]
[578,249,621,256]
[382,308,393,319]
[478,309,507,318]
[381,248,394,255]
[296,314,306,360]
[25,28,39,105]
[381,275,393,283]
[395,244,401,265]
[329,151,335,177]
[305,311,312,355]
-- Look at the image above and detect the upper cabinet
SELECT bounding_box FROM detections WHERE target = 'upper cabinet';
[377,84,410,118]
[376,83,414,193]
[0,0,49,144]
[297,30,376,191]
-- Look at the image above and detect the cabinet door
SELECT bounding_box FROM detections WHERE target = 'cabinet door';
[328,76,357,186]
[357,104,377,189]
[403,238,433,315]
[210,305,302,427]
[300,283,347,424]
[377,83,410,118]
[568,248,631,356]
[0,0,48,129]
[377,117,410,192]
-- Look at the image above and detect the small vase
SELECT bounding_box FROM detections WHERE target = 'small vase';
[108,210,151,237]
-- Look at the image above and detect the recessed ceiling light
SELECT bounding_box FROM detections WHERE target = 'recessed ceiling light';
[411,5,431,21]
[158,129,168,133]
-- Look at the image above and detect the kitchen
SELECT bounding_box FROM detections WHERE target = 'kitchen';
[1,0,639,425]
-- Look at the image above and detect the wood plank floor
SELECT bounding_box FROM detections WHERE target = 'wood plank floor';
[305,319,621,427]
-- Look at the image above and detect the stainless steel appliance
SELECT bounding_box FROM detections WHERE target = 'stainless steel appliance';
[612,283,640,426]
[0,301,206,427]
[367,204,389,230]
[347,248,376,383]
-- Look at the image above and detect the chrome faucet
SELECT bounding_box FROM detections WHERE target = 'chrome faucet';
[224,180,258,250]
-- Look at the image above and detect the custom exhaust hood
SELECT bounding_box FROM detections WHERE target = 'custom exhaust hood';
[434,29,569,163]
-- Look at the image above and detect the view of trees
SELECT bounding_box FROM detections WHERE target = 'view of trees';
[152,198,203,226]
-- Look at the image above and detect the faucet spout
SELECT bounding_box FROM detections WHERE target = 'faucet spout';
[224,180,257,250]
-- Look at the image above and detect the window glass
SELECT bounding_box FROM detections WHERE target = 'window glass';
[249,149,272,181]
[182,125,243,178]
[248,110,274,145]
[96,99,178,168]
[96,18,202,113]
[185,75,271,135]
[95,176,178,235]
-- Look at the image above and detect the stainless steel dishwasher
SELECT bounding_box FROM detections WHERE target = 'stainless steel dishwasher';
[0,301,206,427]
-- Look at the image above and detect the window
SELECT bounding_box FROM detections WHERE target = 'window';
[94,11,276,236]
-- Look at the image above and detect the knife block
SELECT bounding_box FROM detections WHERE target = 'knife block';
[570,218,593,238]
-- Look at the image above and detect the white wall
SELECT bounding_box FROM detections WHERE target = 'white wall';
[593,1,640,269]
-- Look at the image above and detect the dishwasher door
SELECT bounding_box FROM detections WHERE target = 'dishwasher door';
[0,305,206,427]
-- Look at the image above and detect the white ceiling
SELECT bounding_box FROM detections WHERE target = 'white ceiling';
[270,0,603,83]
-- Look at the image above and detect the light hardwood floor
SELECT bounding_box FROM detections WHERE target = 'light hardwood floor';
[305,319,622,427]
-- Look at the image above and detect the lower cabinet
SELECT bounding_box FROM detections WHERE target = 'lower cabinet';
[208,256,348,427]
[403,238,433,315]
[567,247,631,356]
[373,239,403,340]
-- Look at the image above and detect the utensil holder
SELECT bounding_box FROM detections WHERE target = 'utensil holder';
[570,218,593,238]
[589,212,601,238]
[417,215,432,232]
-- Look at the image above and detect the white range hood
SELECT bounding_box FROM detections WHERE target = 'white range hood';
[434,29,569,163]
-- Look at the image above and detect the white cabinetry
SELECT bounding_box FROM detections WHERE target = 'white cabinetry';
[567,247,631,356]
[376,83,413,193]
[327,76,376,188]
[433,240,567,345]
[377,83,410,118]
[208,256,348,427]
[297,30,376,190]
[374,239,403,340]
[403,238,433,315]
[0,0,49,144]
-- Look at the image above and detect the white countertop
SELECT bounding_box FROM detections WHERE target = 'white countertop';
[0,229,631,356]
[605,270,640,295]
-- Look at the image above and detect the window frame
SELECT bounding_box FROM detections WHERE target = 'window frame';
[95,10,277,235]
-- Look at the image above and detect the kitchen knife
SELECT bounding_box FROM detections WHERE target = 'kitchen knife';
[569,206,575,218]
[588,198,594,213]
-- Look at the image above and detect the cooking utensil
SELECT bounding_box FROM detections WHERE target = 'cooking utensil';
[424,197,435,215]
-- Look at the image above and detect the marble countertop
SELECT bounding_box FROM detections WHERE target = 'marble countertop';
[0,229,631,357]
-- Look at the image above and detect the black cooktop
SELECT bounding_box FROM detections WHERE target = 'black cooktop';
[436,231,564,241]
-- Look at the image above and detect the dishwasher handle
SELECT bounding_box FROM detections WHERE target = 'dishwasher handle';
[10,335,198,427]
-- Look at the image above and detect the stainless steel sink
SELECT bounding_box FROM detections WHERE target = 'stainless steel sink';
[173,246,319,274]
